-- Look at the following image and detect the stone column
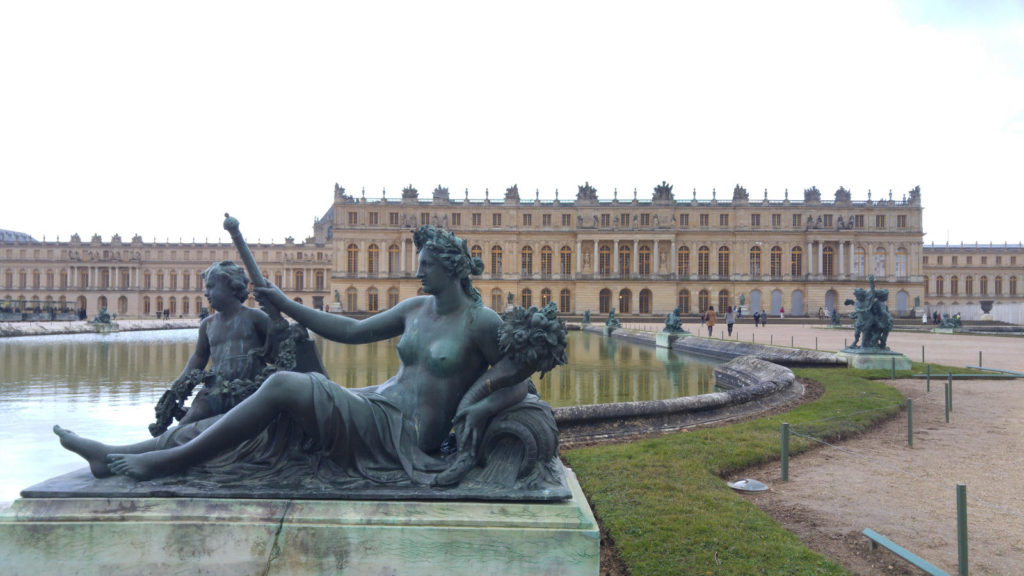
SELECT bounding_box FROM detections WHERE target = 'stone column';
[653,240,659,275]
[613,239,619,275]
[817,241,823,276]
[576,240,581,274]
[632,239,638,274]
[670,239,677,275]
[838,242,845,278]
[806,241,813,275]
[400,238,406,275]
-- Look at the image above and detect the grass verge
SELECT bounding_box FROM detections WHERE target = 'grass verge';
[563,365,938,575]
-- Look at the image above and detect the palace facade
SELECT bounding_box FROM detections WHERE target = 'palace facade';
[2,183,1021,323]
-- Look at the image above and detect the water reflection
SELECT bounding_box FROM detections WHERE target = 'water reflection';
[0,329,718,503]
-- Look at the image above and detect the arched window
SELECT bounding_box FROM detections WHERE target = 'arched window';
[540,246,553,276]
[367,288,379,312]
[853,247,866,277]
[895,248,908,277]
[618,245,632,275]
[950,275,959,296]
[698,289,710,313]
[980,276,989,295]
[923,276,929,295]
[388,244,400,274]
[315,270,325,291]
[156,272,164,290]
[599,245,612,276]
[717,246,730,277]
[346,244,359,274]
[822,246,835,276]
[182,296,190,315]
[156,296,163,314]
[387,287,400,309]
[471,245,482,260]
[965,276,973,295]
[346,287,358,312]
[559,246,572,275]
[639,289,652,313]
[678,289,690,313]
[770,246,783,277]
[143,296,151,315]
[936,276,944,295]
[521,288,532,308]
[168,296,177,316]
[638,245,651,276]
[491,288,503,311]
[521,246,534,275]
[599,288,612,313]
[559,288,571,312]
[1009,276,1017,296]
[618,288,632,313]
[540,288,552,306]
[118,295,128,315]
[195,296,202,314]
[749,246,762,276]
[489,243,501,272]
[718,290,730,314]
[678,246,690,276]
[995,276,1003,295]
[98,295,108,310]
[697,246,710,276]
[491,246,503,275]
[874,247,886,277]
[294,270,304,291]
[368,244,379,276]
[791,246,803,276]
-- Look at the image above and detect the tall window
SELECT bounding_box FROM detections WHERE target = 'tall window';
[560,246,572,275]
[491,246,503,275]
[521,246,534,275]
[639,289,652,313]
[559,288,571,312]
[521,288,532,308]
[980,276,989,295]
[950,275,959,296]
[347,244,359,274]
[820,246,833,276]
[368,244,379,275]
[540,288,552,306]
[965,276,974,295]
[638,245,651,275]
[895,248,908,277]
[874,247,886,277]
[388,287,400,309]
[750,214,761,227]
[561,214,572,227]
[717,246,730,277]
[698,289,709,314]
[346,288,358,312]
[618,289,632,314]
[697,246,710,276]
[540,246,553,276]
[936,276,944,295]
[388,245,400,274]
[367,288,379,312]
[599,289,611,313]
[599,245,612,276]
[1009,276,1016,296]
[315,271,325,290]
[853,247,866,276]
[472,213,481,226]
[618,245,631,275]
[491,289,503,311]
[678,289,690,313]
[770,246,783,277]
[492,213,502,226]
[749,246,762,276]
[996,276,1003,295]
[522,214,532,226]
[718,290,730,314]
[471,245,482,260]
[294,270,304,290]
[678,246,690,276]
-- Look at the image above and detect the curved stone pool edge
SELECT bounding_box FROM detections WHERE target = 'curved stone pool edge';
[556,327,845,445]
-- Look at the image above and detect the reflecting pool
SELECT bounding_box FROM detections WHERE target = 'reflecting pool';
[0,329,720,503]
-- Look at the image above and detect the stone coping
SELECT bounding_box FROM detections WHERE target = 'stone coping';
[0,319,199,338]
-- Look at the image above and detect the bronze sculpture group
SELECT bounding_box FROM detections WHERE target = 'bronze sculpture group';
[56,217,568,497]
[844,275,895,351]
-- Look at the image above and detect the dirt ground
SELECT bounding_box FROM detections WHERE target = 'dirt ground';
[722,325,1024,576]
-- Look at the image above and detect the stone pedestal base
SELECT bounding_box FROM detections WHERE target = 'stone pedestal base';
[980,314,994,321]
[656,331,684,348]
[602,326,617,336]
[836,351,912,371]
[0,470,599,575]
[329,303,343,313]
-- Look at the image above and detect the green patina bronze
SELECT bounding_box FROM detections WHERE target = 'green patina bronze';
[842,275,895,352]
[663,307,686,333]
[605,308,621,329]
[54,220,570,500]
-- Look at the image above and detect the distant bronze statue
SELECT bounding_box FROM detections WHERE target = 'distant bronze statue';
[663,307,684,333]
[582,309,591,324]
[843,276,894,351]
[90,307,112,324]
[56,222,566,495]
[605,308,621,329]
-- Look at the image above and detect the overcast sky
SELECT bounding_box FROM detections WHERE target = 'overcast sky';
[2,1,1022,246]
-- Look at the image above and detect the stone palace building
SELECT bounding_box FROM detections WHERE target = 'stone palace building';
[2,183,1022,323]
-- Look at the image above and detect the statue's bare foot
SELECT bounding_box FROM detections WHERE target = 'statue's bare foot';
[106,452,174,481]
[53,425,114,478]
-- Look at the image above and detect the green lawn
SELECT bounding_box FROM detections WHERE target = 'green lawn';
[562,365,940,575]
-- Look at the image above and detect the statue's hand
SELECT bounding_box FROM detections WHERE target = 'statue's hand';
[453,404,488,458]
[252,281,288,309]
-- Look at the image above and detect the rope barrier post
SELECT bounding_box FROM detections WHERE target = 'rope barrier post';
[771,334,773,345]
[948,373,953,412]
[791,335,794,347]
[907,398,913,448]
[922,345,925,364]
[844,338,847,348]
[979,350,982,368]
[957,483,968,575]
[926,364,930,392]
[815,336,818,350]
[781,422,790,482]
[945,375,951,423]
